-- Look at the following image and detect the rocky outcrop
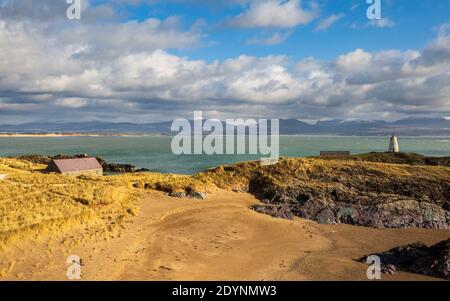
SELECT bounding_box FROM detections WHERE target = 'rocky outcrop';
[95,158,144,173]
[251,180,450,228]
[252,203,295,220]
[362,238,450,280]
[248,167,450,229]
[169,190,207,200]
[203,158,450,229]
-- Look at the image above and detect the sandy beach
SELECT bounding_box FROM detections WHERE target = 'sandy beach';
[1,189,448,281]
[0,133,138,137]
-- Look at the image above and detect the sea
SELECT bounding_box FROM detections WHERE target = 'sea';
[0,136,449,174]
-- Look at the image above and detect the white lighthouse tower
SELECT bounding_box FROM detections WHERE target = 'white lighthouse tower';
[388,133,400,153]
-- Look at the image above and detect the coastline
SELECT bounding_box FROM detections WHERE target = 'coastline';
[0,133,163,137]
[1,132,450,138]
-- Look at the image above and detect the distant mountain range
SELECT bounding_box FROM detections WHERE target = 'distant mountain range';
[1,118,449,136]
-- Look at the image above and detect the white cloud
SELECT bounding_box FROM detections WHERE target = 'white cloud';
[246,31,291,45]
[56,98,88,108]
[227,0,318,28]
[335,49,373,72]
[368,18,395,28]
[0,1,449,122]
[349,4,359,11]
[315,13,344,32]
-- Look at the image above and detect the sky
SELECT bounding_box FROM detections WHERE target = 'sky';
[0,0,449,124]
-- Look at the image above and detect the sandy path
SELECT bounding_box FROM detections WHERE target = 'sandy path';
[1,190,449,280]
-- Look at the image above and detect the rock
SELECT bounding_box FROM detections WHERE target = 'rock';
[187,191,207,200]
[232,188,248,193]
[136,168,150,172]
[381,264,397,275]
[316,208,336,224]
[168,191,207,200]
[252,204,295,220]
[169,191,187,198]
[240,160,450,229]
[362,238,450,280]
[97,158,137,173]
[18,154,52,164]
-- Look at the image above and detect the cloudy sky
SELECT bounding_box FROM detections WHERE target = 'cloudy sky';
[0,0,449,124]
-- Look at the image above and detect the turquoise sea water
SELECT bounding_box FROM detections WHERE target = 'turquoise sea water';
[0,136,449,174]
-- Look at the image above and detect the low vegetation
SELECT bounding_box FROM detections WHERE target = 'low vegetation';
[0,158,139,250]
[312,152,450,166]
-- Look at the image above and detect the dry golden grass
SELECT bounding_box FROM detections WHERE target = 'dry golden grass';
[0,158,139,250]
[197,157,450,189]
[116,172,215,193]
[102,157,450,195]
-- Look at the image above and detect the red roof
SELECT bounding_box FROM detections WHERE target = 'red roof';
[52,158,102,173]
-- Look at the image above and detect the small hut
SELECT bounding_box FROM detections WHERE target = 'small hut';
[388,134,400,153]
[47,158,103,176]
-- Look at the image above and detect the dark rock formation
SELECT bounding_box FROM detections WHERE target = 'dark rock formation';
[169,191,187,198]
[252,204,295,220]
[381,264,397,275]
[169,191,207,200]
[362,238,450,280]
[187,191,207,200]
[203,158,450,229]
[98,161,136,173]
[248,169,450,228]
[249,157,450,229]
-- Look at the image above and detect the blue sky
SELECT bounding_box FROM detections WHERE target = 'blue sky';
[98,0,450,62]
[0,0,449,123]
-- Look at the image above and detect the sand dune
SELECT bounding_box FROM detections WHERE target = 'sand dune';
[1,190,448,280]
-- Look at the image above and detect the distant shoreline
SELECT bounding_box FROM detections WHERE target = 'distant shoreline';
[0,133,163,137]
[1,133,450,138]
